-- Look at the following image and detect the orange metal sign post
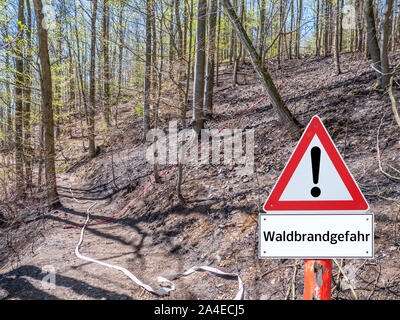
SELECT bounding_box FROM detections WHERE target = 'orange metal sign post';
[304,259,332,300]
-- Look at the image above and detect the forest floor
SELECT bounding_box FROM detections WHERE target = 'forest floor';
[1,52,400,300]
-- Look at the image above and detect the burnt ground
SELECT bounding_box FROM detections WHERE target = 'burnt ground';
[0,52,400,300]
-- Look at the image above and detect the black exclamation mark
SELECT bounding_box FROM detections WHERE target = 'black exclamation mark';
[311,146,321,197]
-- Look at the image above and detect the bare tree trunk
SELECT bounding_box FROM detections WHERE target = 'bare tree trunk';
[14,0,25,197]
[295,0,302,59]
[174,0,183,59]
[350,0,355,52]
[37,122,43,192]
[229,16,235,65]
[324,0,330,56]
[204,0,218,116]
[5,51,12,148]
[391,0,397,51]
[88,0,98,158]
[233,0,244,86]
[24,0,33,191]
[277,0,285,68]
[222,0,301,137]
[339,0,344,51]
[177,0,194,202]
[381,0,394,88]
[102,0,111,127]
[319,0,325,53]
[152,2,160,183]
[73,0,88,151]
[67,37,75,138]
[143,0,152,138]
[115,2,125,126]
[393,0,400,50]
[259,0,266,57]
[328,1,334,52]
[33,0,59,206]
[315,0,320,56]
[334,0,341,74]
[192,0,207,136]
[240,0,246,65]
[289,0,294,59]
[365,0,382,84]
[168,0,175,65]
[355,0,363,51]
[216,5,221,86]
[54,5,63,139]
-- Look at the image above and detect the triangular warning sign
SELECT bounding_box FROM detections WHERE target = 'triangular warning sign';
[264,116,369,212]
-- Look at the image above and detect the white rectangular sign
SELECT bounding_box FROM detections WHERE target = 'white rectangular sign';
[259,213,374,259]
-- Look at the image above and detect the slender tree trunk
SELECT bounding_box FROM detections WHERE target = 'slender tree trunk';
[334,0,341,74]
[33,0,59,206]
[204,0,218,116]
[115,2,125,126]
[54,6,63,139]
[182,0,188,75]
[350,0,355,52]
[5,52,12,148]
[24,0,33,190]
[391,0,397,51]
[192,0,207,136]
[259,0,266,57]
[324,0,330,55]
[277,0,285,68]
[216,6,221,86]
[319,0,325,53]
[315,0,320,56]
[393,0,400,50]
[103,0,111,127]
[222,0,301,137]
[88,0,98,157]
[229,23,235,63]
[67,37,75,138]
[177,0,194,202]
[151,0,157,101]
[73,2,88,152]
[143,0,152,138]
[328,1,334,52]
[152,1,160,183]
[295,0,303,58]
[168,0,175,65]
[289,0,294,59]
[174,0,183,59]
[381,0,394,88]
[355,0,363,51]
[14,0,25,197]
[37,121,43,191]
[339,0,344,51]
[365,0,382,84]
[233,0,244,86]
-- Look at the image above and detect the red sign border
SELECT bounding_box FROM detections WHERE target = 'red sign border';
[263,116,369,212]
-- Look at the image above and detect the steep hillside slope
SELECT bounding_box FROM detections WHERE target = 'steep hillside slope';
[1,53,399,300]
